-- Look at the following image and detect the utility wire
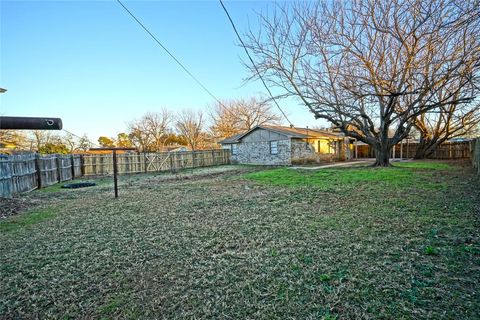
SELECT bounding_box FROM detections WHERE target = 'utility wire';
[218,0,294,127]
[116,0,281,124]
[62,129,100,148]
[116,0,228,109]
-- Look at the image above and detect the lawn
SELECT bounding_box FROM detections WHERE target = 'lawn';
[0,161,479,319]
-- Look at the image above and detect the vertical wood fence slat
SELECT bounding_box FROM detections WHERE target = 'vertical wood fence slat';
[472,138,479,174]
[356,141,473,159]
[0,153,83,197]
[81,149,231,177]
[0,149,231,197]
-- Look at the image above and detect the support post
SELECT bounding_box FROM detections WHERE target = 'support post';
[407,139,409,158]
[80,155,85,176]
[70,155,75,180]
[144,153,148,173]
[170,153,176,174]
[113,150,118,198]
[400,140,403,160]
[35,154,42,189]
[56,155,62,182]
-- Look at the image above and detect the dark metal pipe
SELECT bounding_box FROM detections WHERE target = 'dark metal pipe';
[0,116,63,130]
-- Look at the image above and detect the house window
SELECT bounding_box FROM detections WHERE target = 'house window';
[270,141,278,154]
[231,144,238,155]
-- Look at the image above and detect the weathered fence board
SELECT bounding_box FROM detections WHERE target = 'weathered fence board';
[472,139,479,174]
[82,149,231,176]
[356,141,472,159]
[0,149,231,197]
[0,153,38,197]
[73,155,82,178]
[0,153,83,197]
[38,155,59,187]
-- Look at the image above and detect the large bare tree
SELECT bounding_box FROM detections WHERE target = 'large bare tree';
[128,110,172,152]
[244,0,480,166]
[175,109,205,150]
[210,97,282,139]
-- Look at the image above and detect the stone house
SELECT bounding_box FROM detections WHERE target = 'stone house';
[219,125,353,165]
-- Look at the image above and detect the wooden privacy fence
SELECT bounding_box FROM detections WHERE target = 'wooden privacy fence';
[472,139,480,174]
[0,153,82,197]
[0,149,231,197]
[356,141,472,159]
[82,149,231,176]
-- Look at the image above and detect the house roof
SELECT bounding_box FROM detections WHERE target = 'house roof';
[260,125,343,139]
[218,133,243,144]
[219,125,343,144]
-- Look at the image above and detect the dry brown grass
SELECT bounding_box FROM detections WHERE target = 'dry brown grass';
[0,162,479,319]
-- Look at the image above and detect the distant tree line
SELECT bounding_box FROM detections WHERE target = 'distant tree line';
[0,96,282,154]
[0,130,92,154]
[95,97,282,152]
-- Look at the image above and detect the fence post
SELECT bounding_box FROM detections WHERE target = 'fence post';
[144,153,148,173]
[55,155,62,182]
[113,150,119,198]
[80,155,85,176]
[70,154,75,180]
[212,150,215,166]
[170,153,177,174]
[34,154,42,189]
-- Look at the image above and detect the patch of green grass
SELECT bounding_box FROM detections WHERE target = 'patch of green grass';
[0,209,56,232]
[423,246,438,255]
[244,161,450,189]
[393,161,452,170]
[319,274,332,282]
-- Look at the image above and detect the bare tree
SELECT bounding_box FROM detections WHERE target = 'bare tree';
[63,133,76,153]
[175,109,205,150]
[77,134,92,152]
[128,109,172,152]
[244,0,480,166]
[31,130,52,152]
[210,97,282,139]
[414,97,480,158]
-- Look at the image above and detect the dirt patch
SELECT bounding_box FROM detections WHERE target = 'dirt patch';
[0,197,41,219]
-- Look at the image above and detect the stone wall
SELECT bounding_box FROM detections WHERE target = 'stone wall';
[229,139,292,165]
[291,139,342,164]
[225,136,354,165]
[291,139,317,163]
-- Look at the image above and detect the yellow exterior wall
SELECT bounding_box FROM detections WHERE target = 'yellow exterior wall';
[301,138,340,154]
[316,139,337,154]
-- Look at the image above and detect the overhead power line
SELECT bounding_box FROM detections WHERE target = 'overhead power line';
[62,129,100,148]
[116,0,228,108]
[218,0,294,127]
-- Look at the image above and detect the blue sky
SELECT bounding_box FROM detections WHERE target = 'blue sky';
[0,0,326,141]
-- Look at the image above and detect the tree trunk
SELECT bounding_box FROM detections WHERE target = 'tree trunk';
[414,144,437,159]
[413,139,430,159]
[414,137,443,159]
[372,144,392,167]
